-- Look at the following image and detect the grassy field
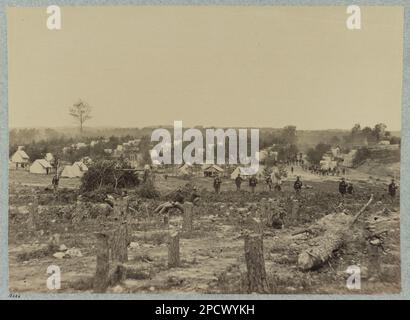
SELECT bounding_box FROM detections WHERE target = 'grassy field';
[7,166,401,294]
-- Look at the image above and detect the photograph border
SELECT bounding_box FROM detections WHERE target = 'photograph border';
[0,0,409,300]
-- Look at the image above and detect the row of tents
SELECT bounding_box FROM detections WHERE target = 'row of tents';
[176,163,278,180]
[25,160,88,178]
[10,147,89,178]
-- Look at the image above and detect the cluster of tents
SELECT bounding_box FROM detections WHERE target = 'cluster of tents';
[10,146,89,178]
[175,162,283,181]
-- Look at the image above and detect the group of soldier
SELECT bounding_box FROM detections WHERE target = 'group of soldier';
[212,172,399,202]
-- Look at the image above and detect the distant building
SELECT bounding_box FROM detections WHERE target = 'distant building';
[330,146,342,158]
[342,149,358,168]
[379,140,391,145]
[45,152,54,164]
[320,153,337,170]
[74,142,87,149]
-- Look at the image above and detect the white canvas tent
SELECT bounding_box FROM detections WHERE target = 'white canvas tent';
[73,161,88,172]
[230,167,250,179]
[61,164,83,178]
[230,166,265,179]
[177,163,193,176]
[45,152,54,163]
[11,146,30,168]
[29,159,53,174]
[203,164,224,177]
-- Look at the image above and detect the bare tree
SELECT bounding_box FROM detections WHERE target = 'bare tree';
[69,100,92,134]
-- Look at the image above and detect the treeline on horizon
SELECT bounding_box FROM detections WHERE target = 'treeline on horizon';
[9,123,401,167]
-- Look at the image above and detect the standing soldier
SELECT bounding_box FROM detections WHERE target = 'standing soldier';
[190,186,201,205]
[294,176,302,194]
[52,174,60,195]
[388,178,398,202]
[274,177,282,192]
[213,174,222,194]
[265,175,273,191]
[235,174,243,191]
[249,175,258,193]
[347,183,354,195]
[339,177,348,197]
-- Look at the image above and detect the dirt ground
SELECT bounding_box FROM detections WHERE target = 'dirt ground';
[8,168,400,294]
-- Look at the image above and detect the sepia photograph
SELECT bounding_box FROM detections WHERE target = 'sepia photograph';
[6,5,403,295]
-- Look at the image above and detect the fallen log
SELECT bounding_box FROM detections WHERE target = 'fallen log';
[298,194,373,271]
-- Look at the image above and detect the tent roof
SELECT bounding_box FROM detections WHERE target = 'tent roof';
[203,164,224,172]
[73,161,88,171]
[61,165,82,177]
[13,150,30,160]
[33,159,52,168]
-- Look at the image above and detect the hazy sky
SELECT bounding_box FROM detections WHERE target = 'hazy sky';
[8,6,404,130]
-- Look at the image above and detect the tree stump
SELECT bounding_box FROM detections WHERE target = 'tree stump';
[291,199,299,221]
[163,212,169,228]
[183,202,193,232]
[111,222,128,263]
[72,200,86,225]
[247,217,263,234]
[27,200,38,231]
[113,198,129,220]
[94,232,110,293]
[244,233,269,293]
[168,231,180,268]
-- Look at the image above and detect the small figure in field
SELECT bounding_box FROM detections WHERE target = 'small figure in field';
[274,179,282,192]
[154,187,185,215]
[164,174,168,181]
[347,183,354,195]
[294,176,302,194]
[249,175,258,193]
[190,186,201,205]
[291,166,294,175]
[52,174,60,194]
[339,177,348,197]
[235,174,243,191]
[388,178,398,202]
[213,174,222,194]
[265,175,273,191]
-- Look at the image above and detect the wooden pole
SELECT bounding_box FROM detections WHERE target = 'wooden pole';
[168,231,180,268]
[244,233,269,293]
[94,232,110,293]
[183,202,193,232]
